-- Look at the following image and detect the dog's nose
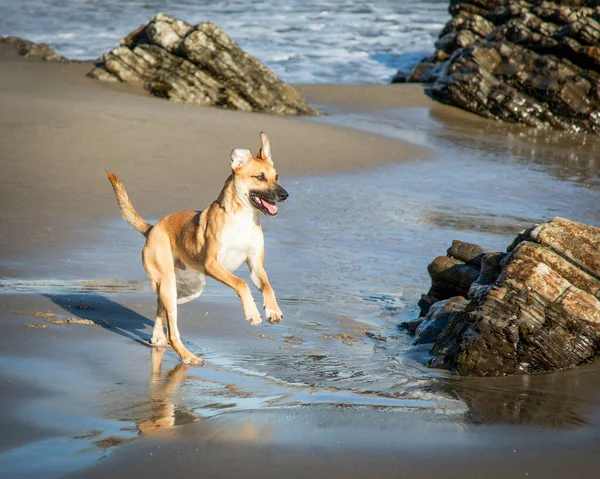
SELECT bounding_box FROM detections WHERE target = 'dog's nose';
[276,185,289,202]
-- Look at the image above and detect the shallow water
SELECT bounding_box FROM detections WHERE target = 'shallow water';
[0,0,448,83]
[204,108,599,428]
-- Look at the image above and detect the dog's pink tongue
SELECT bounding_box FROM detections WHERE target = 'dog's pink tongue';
[261,198,278,215]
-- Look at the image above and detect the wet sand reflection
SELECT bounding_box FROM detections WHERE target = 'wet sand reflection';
[137,348,195,435]
[430,361,600,429]
[137,348,272,442]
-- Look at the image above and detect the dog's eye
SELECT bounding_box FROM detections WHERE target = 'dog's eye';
[253,174,267,182]
[276,174,279,181]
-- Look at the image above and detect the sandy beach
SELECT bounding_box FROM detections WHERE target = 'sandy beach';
[2,46,600,479]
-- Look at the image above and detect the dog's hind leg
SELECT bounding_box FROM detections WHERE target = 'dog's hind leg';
[157,273,203,366]
[143,232,203,366]
[150,298,168,347]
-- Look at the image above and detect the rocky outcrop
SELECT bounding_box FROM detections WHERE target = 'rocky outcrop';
[395,1,600,134]
[0,36,67,62]
[405,217,600,376]
[88,13,316,115]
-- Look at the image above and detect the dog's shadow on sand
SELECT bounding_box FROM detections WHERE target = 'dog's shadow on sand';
[43,293,154,347]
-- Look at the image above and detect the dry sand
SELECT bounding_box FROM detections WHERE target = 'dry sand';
[2,48,600,479]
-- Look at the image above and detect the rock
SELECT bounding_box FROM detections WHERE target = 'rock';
[468,251,507,297]
[395,1,600,134]
[0,36,67,62]
[391,70,410,83]
[418,240,488,317]
[400,317,425,334]
[88,13,316,115]
[414,296,469,344]
[447,239,486,265]
[406,60,449,83]
[428,256,481,298]
[411,217,600,376]
[557,16,600,45]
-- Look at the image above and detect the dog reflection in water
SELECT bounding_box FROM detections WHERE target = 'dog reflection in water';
[138,348,194,434]
[137,348,273,441]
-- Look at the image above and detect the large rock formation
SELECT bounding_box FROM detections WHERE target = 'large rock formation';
[88,13,316,115]
[0,36,67,62]
[395,1,600,134]
[404,217,600,376]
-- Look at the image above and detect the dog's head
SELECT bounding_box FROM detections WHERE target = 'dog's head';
[230,132,288,216]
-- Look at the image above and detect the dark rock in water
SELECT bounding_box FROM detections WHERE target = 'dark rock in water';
[414,296,468,344]
[428,256,481,299]
[0,36,67,62]
[405,58,448,83]
[418,240,485,316]
[391,70,409,83]
[447,239,486,265]
[400,317,425,334]
[88,13,317,115]
[407,217,600,376]
[395,1,600,134]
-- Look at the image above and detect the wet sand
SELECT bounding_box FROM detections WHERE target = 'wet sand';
[4,294,600,479]
[2,50,600,479]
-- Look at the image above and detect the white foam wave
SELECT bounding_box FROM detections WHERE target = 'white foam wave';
[0,0,450,83]
[272,53,300,62]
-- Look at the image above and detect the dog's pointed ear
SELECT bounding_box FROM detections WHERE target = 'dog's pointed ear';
[258,132,273,165]
[231,148,252,171]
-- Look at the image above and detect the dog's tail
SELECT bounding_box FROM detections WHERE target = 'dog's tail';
[105,170,153,237]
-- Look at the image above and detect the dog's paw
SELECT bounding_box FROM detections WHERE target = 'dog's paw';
[244,303,263,326]
[265,308,283,324]
[181,354,204,367]
[246,314,263,326]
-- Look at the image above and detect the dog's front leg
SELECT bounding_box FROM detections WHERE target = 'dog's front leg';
[205,260,262,325]
[247,256,283,324]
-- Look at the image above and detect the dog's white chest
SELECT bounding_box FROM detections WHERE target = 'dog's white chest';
[218,216,262,272]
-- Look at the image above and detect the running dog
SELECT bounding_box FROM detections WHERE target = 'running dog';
[106,132,288,365]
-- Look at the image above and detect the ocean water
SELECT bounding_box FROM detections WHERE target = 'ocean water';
[0,0,449,83]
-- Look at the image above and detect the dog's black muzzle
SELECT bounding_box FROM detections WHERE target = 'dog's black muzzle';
[249,184,289,216]
[274,184,289,202]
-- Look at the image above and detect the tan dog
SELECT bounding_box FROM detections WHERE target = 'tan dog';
[106,132,288,365]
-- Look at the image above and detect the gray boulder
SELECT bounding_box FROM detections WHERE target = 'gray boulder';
[88,13,317,115]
